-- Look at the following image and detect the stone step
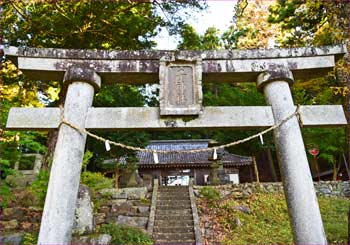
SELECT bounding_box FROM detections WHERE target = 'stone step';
[158,194,190,198]
[153,226,194,233]
[155,219,193,227]
[158,190,189,194]
[154,241,195,245]
[153,232,195,241]
[156,204,191,210]
[156,209,192,216]
[155,215,193,221]
[158,189,189,193]
[158,186,188,191]
[157,195,189,200]
[157,200,191,206]
[158,190,189,195]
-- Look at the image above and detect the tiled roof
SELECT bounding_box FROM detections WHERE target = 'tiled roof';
[137,139,252,168]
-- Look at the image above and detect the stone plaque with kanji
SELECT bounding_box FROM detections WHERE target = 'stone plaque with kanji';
[159,57,202,115]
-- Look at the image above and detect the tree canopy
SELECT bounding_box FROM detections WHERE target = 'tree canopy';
[1,0,349,180]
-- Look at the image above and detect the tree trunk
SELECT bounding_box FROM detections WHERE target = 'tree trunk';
[42,84,68,170]
[42,130,58,170]
[266,149,277,181]
[252,156,259,183]
[343,1,350,168]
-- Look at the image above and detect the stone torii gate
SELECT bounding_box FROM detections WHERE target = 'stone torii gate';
[5,45,348,244]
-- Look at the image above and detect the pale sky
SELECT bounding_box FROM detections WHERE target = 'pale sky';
[154,0,237,50]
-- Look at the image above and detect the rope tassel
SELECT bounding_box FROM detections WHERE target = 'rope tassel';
[259,134,264,145]
[105,140,111,151]
[59,105,299,155]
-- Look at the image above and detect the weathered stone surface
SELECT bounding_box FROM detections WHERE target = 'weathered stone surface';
[38,70,100,245]
[17,192,41,207]
[109,199,128,205]
[234,217,243,227]
[137,206,150,215]
[112,192,128,199]
[101,187,148,200]
[64,66,101,91]
[256,66,294,92]
[71,235,90,244]
[91,234,112,245]
[13,153,43,175]
[0,220,19,230]
[127,187,148,200]
[99,206,110,214]
[2,208,25,221]
[73,185,94,235]
[19,221,33,230]
[116,215,148,229]
[94,213,106,225]
[159,57,202,115]
[234,206,251,214]
[6,45,346,60]
[0,233,23,245]
[5,45,346,83]
[194,181,350,197]
[7,105,347,131]
[258,72,326,244]
[72,234,112,245]
[5,174,35,187]
[111,202,137,216]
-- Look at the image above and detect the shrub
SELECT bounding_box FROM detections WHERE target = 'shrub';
[80,171,113,192]
[0,183,13,208]
[22,232,38,245]
[200,186,220,201]
[29,170,49,205]
[99,223,153,245]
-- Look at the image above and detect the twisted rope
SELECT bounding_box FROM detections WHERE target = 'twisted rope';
[59,105,302,154]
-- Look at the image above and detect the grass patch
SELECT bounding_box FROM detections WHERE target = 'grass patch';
[319,196,349,244]
[198,192,349,244]
[99,223,153,244]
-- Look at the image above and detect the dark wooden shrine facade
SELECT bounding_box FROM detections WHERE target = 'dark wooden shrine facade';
[137,140,253,185]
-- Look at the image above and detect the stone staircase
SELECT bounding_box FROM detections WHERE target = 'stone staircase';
[152,186,197,244]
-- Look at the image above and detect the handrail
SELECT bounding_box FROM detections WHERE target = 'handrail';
[189,178,203,245]
[147,178,158,236]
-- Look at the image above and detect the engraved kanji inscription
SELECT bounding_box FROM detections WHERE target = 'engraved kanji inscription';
[159,57,202,116]
[168,66,194,106]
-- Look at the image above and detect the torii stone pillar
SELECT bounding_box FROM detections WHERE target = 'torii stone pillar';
[257,67,327,244]
[38,67,101,245]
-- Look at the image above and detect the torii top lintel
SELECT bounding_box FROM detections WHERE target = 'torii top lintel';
[4,44,347,84]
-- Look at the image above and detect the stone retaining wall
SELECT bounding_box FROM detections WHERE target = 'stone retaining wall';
[194,181,350,198]
[0,186,152,245]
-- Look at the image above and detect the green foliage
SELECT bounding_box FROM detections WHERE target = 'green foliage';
[22,232,38,245]
[17,155,36,170]
[319,197,349,244]
[199,192,349,244]
[1,1,205,49]
[99,223,153,245]
[139,197,151,205]
[199,186,220,201]
[82,150,93,170]
[80,171,113,192]
[29,170,50,204]
[178,24,222,50]
[0,158,16,178]
[1,0,205,175]
[303,128,345,169]
[268,0,349,47]
[0,183,13,208]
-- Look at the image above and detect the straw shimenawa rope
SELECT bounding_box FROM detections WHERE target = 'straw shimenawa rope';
[59,105,302,154]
